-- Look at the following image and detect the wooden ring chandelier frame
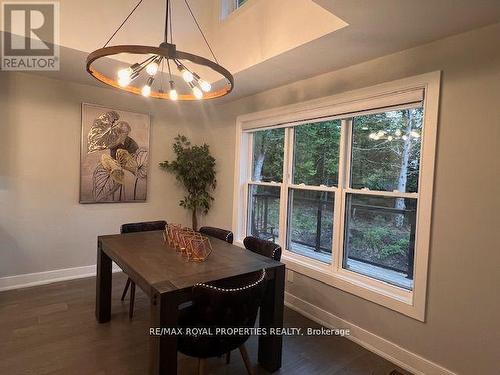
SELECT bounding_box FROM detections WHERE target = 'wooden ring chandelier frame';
[86,0,234,101]
[86,43,234,101]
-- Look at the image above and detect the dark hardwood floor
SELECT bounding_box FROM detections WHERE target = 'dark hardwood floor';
[0,273,411,375]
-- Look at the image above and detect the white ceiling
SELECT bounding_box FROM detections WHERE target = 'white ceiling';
[4,0,500,102]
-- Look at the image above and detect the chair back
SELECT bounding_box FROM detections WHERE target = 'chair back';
[243,236,282,261]
[199,226,233,244]
[120,220,167,234]
[191,270,267,330]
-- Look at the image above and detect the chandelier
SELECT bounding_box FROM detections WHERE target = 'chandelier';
[86,0,234,101]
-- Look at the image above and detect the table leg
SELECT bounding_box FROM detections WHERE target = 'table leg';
[150,291,179,374]
[96,239,112,323]
[258,264,285,372]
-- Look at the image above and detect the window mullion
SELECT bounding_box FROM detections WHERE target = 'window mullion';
[333,118,352,273]
[241,134,254,239]
[342,118,353,189]
[279,127,293,247]
[247,133,253,181]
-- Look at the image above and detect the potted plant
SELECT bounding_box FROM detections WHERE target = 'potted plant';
[159,135,216,231]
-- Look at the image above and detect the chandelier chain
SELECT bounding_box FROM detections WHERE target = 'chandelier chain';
[169,0,173,44]
[164,0,169,43]
[184,0,219,64]
[103,0,144,48]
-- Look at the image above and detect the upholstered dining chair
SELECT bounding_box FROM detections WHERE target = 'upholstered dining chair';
[177,269,267,375]
[243,236,282,261]
[199,226,234,244]
[120,220,167,319]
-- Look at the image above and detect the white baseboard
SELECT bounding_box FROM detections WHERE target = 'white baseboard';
[285,292,456,375]
[0,263,122,292]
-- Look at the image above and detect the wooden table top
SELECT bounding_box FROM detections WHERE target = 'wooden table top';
[98,231,282,295]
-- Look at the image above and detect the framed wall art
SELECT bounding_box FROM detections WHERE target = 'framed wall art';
[80,103,150,203]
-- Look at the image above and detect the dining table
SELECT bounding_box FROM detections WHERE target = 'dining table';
[95,230,285,374]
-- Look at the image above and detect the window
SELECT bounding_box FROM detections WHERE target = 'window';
[292,121,340,186]
[342,108,422,290]
[234,73,440,320]
[251,128,284,182]
[287,189,335,264]
[247,184,281,242]
[221,0,248,19]
[286,120,341,264]
[350,109,422,193]
[246,128,284,242]
[343,193,417,290]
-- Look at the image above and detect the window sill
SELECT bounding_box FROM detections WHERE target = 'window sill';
[281,252,424,321]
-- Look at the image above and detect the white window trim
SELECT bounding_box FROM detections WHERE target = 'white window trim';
[232,72,440,321]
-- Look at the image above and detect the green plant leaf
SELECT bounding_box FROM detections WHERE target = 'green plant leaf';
[159,135,216,219]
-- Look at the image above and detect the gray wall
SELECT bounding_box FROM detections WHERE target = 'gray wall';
[0,73,206,277]
[196,23,500,374]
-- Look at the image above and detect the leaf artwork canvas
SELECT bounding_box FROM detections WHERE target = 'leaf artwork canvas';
[80,103,150,203]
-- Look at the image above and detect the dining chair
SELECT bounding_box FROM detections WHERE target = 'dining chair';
[177,269,267,375]
[199,226,234,244]
[120,220,167,319]
[243,236,282,261]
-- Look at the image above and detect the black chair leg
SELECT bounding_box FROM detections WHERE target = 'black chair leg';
[239,345,254,375]
[129,282,136,319]
[121,278,131,301]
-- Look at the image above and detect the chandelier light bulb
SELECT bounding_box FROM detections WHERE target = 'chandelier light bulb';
[118,67,133,79]
[118,76,131,87]
[199,79,211,92]
[142,77,154,97]
[141,85,151,97]
[118,69,139,87]
[169,80,178,100]
[168,81,179,100]
[169,89,178,100]
[188,81,203,99]
[182,69,194,83]
[193,86,203,99]
[176,62,194,83]
[146,61,159,76]
[118,63,140,80]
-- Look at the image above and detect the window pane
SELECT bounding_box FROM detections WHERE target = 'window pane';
[293,120,341,186]
[350,108,423,193]
[287,189,334,264]
[247,184,280,243]
[343,194,416,290]
[251,128,285,182]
